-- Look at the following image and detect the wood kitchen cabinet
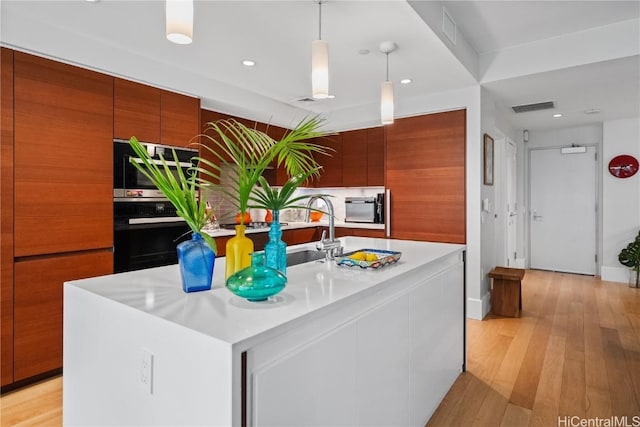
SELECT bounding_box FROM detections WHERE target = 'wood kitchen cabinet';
[316,226,386,239]
[13,52,114,257]
[385,109,466,244]
[341,129,368,187]
[312,134,343,187]
[161,90,200,148]
[366,127,384,186]
[114,78,161,143]
[115,79,200,148]
[1,47,14,387]
[13,251,113,381]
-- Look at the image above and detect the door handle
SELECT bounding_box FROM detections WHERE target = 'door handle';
[532,211,543,220]
[509,212,517,217]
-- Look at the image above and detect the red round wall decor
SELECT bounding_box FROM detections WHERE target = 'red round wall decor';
[608,154,639,179]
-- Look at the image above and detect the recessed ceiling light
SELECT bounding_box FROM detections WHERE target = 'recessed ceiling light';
[242,60,256,67]
[400,79,412,84]
[358,49,370,55]
[553,113,563,118]
[327,95,335,99]
[584,108,601,115]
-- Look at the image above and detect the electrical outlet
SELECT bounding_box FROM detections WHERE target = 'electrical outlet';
[140,348,154,395]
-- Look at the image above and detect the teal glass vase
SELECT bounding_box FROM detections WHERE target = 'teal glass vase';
[226,252,287,302]
[176,232,215,293]
[264,210,287,275]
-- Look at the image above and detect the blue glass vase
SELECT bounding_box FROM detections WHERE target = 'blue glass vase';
[264,210,287,275]
[177,232,215,293]
[226,252,287,302]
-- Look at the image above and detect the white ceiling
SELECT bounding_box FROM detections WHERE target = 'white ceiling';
[1,0,638,133]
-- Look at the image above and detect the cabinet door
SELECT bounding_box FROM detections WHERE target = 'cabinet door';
[341,129,367,187]
[14,250,113,381]
[114,78,161,143]
[313,135,343,187]
[161,90,200,148]
[366,127,384,186]
[1,47,14,386]
[335,227,385,239]
[385,110,466,243]
[14,52,114,257]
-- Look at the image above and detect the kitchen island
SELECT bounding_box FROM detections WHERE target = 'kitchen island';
[63,237,465,426]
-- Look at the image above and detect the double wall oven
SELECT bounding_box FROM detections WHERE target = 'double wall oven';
[113,139,198,273]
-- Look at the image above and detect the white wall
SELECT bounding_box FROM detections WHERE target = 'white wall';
[602,118,640,283]
[479,88,516,317]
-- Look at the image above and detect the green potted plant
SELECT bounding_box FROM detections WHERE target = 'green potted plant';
[196,116,330,278]
[249,168,324,274]
[128,136,216,293]
[619,230,640,288]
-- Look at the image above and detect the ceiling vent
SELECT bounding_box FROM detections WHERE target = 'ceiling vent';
[511,101,555,113]
[297,97,315,103]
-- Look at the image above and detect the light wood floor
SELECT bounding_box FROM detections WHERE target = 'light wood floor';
[1,270,638,426]
[428,269,640,427]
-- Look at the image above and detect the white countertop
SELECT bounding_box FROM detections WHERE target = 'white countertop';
[201,221,385,237]
[65,237,464,347]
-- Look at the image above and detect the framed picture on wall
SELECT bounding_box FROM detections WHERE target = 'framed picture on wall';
[484,133,494,185]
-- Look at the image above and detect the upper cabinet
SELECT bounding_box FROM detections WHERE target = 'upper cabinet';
[13,52,114,257]
[161,90,200,148]
[366,127,384,186]
[114,78,200,147]
[341,129,368,187]
[114,78,161,143]
[313,134,343,187]
[306,126,386,188]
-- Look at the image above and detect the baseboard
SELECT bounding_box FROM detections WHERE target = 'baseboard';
[601,266,631,284]
[467,292,491,320]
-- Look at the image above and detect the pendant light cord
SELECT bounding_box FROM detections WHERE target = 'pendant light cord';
[318,1,323,40]
[385,53,389,82]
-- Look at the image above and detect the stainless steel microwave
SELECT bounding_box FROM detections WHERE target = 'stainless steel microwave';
[345,194,384,223]
[113,139,197,201]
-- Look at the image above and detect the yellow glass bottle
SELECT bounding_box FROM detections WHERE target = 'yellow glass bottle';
[225,224,254,279]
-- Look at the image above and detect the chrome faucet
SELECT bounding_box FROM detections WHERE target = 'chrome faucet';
[305,195,343,260]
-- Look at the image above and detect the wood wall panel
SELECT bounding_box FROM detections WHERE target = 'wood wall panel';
[13,251,113,381]
[385,110,466,244]
[342,129,367,187]
[161,90,200,148]
[13,52,114,257]
[114,78,161,143]
[1,47,15,386]
[366,127,384,186]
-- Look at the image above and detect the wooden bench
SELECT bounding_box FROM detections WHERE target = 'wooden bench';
[488,267,525,317]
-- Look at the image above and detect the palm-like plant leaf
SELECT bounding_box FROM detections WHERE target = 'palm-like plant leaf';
[195,116,330,223]
[128,137,217,254]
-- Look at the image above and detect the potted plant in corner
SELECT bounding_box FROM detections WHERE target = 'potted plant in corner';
[619,230,640,288]
[197,116,330,279]
[128,136,216,293]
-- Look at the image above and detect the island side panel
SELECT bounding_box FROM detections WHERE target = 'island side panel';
[63,285,234,426]
[246,251,464,426]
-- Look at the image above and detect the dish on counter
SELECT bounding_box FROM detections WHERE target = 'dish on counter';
[335,248,402,269]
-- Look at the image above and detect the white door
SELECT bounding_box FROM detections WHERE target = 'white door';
[505,141,517,267]
[529,146,597,275]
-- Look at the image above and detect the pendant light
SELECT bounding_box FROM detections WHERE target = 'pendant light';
[379,41,397,125]
[312,0,329,99]
[166,0,193,45]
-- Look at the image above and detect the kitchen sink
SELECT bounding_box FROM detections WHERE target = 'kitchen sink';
[286,250,326,267]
